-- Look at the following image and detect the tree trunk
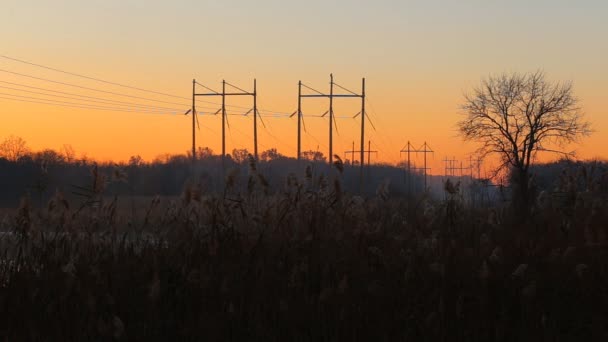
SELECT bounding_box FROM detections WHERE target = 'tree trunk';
[511,168,531,221]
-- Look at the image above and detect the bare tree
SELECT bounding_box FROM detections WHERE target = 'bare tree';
[260,148,284,162]
[458,71,591,213]
[301,150,326,162]
[231,148,250,164]
[0,135,29,161]
[62,144,76,163]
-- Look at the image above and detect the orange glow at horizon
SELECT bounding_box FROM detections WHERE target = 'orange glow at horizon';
[1,1,607,177]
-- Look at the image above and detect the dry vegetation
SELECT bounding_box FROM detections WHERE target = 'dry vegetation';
[1,157,607,341]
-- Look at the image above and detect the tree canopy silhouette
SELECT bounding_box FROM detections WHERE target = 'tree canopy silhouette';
[458,71,592,213]
[0,135,29,162]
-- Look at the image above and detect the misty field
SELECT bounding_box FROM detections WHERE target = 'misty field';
[1,161,607,341]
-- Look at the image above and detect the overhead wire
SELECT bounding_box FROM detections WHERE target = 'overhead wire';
[0,92,179,114]
[333,82,359,96]
[0,68,190,107]
[0,80,204,112]
[0,84,186,112]
[0,54,190,100]
[2,54,298,118]
[2,56,402,162]
[194,80,293,116]
[300,83,326,96]
[0,95,179,115]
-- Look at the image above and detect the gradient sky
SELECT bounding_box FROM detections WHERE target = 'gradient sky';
[1,0,607,175]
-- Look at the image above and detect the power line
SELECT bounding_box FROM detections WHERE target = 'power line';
[196,85,292,116]
[0,84,186,112]
[0,95,180,115]
[1,58,295,116]
[0,91,175,112]
[0,54,190,100]
[0,68,190,107]
[0,79,224,112]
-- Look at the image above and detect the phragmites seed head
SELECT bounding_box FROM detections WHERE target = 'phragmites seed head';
[225,168,239,189]
[333,155,344,174]
[248,154,257,173]
[181,186,192,205]
[247,175,255,194]
[286,173,298,187]
[512,263,528,278]
[479,260,490,280]
[333,178,342,199]
[112,165,128,183]
[258,174,269,190]
[489,246,503,264]
[376,179,390,201]
[16,195,31,234]
[317,174,328,190]
[444,178,460,194]
[191,183,202,202]
[90,164,107,194]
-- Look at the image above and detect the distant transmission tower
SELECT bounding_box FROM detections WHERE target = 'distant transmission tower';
[296,74,366,185]
[401,141,433,192]
[345,140,378,180]
[189,79,257,168]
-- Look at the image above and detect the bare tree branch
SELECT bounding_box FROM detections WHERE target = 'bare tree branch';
[458,71,592,177]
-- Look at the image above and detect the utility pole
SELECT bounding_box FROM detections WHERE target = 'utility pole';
[191,79,196,163]
[444,156,458,177]
[360,78,366,184]
[221,80,226,167]
[419,142,433,190]
[470,156,482,180]
[298,74,365,177]
[345,140,377,183]
[191,79,257,172]
[400,141,415,195]
[329,74,334,165]
[445,157,470,177]
[344,141,356,164]
[401,141,433,192]
[253,79,258,159]
[296,81,302,160]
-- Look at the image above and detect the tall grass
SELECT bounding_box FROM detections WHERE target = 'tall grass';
[0,160,607,341]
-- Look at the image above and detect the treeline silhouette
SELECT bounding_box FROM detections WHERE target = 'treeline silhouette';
[0,143,605,208]
[0,146,426,206]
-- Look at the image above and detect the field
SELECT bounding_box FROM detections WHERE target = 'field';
[1,163,608,341]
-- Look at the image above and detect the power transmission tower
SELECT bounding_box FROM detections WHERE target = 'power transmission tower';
[401,141,433,191]
[296,74,366,180]
[345,140,377,182]
[455,161,471,177]
[469,156,483,180]
[443,156,458,177]
[400,141,415,195]
[444,157,471,178]
[344,141,357,164]
[190,79,257,169]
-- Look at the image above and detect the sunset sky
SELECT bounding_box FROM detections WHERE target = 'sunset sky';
[1,0,607,175]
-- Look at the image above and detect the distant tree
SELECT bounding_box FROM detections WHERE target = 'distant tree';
[33,149,65,165]
[0,135,29,161]
[153,153,173,164]
[168,154,189,164]
[260,148,284,162]
[231,148,250,164]
[129,155,144,167]
[458,71,591,214]
[61,144,76,163]
[301,150,326,162]
[197,147,214,159]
